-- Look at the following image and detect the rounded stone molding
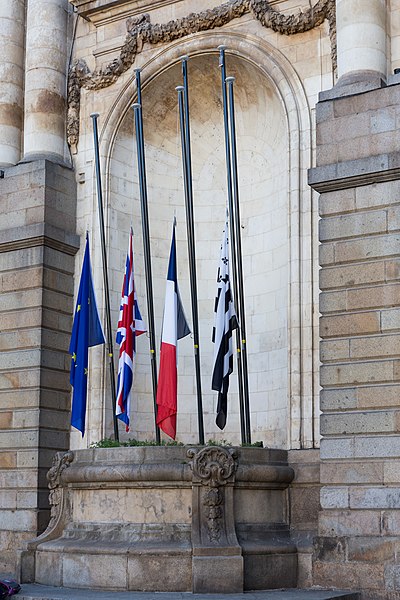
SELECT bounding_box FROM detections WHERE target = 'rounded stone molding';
[22,446,296,591]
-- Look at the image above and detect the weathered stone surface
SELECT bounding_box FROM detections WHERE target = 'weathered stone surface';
[320,487,349,509]
[313,559,384,590]
[320,410,398,436]
[319,209,387,241]
[320,262,385,290]
[321,360,394,386]
[348,536,397,562]
[62,554,128,590]
[25,447,296,593]
[0,159,78,579]
[321,461,384,485]
[350,486,400,509]
[192,555,243,593]
[290,486,321,526]
[128,553,192,592]
[313,536,347,563]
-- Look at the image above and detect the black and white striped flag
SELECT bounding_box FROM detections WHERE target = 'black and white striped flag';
[211,214,239,430]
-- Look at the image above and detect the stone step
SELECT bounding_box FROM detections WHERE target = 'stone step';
[18,584,360,600]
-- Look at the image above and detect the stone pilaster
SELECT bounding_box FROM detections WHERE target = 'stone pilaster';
[0,160,78,576]
[0,0,25,166]
[188,446,243,593]
[23,0,70,164]
[309,80,400,599]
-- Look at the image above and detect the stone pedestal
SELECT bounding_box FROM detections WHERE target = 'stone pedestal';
[20,446,296,592]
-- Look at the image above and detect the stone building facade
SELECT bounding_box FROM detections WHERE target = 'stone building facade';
[1,0,400,598]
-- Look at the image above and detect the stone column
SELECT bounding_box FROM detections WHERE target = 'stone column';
[24,0,69,163]
[336,0,387,83]
[0,1,25,166]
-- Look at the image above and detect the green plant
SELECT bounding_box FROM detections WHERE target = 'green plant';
[206,438,232,447]
[241,441,264,447]
[90,437,184,448]
[90,437,263,449]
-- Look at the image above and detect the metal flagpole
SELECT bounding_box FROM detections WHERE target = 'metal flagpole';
[132,69,160,443]
[226,76,251,444]
[217,46,246,444]
[90,112,119,442]
[177,55,205,445]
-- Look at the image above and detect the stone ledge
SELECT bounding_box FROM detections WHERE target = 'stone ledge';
[16,585,361,599]
[308,151,400,193]
[318,72,386,102]
[0,223,79,256]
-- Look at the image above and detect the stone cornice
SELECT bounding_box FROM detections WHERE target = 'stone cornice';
[308,152,400,193]
[0,223,80,256]
[67,0,336,149]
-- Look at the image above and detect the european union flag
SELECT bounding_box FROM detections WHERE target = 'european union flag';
[69,234,105,436]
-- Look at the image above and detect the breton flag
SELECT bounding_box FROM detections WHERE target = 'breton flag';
[156,220,190,439]
[211,214,239,430]
[116,228,146,431]
[69,233,105,436]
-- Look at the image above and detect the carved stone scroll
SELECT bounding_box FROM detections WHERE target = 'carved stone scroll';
[187,446,243,593]
[19,451,74,583]
[67,0,335,148]
[44,450,74,535]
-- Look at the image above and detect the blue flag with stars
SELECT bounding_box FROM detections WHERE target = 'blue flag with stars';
[69,234,105,436]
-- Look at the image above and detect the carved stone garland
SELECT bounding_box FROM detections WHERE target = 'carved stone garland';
[67,0,336,149]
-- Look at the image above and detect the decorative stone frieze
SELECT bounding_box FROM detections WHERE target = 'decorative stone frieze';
[67,0,336,148]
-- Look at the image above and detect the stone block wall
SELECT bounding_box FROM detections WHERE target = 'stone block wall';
[310,80,400,600]
[288,449,321,588]
[0,160,78,576]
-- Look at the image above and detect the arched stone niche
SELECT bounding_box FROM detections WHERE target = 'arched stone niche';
[98,33,314,450]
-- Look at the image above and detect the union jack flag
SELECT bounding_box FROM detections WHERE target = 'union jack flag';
[116,228,146,431]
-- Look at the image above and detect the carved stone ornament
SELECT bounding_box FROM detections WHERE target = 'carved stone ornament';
[67,0,336,148]
[188,446,239,546]
[203,487,223,542]
[187,446,238,487]
[43,450,74,535]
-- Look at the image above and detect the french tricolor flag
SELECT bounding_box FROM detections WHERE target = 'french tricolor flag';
[156,220,190,439]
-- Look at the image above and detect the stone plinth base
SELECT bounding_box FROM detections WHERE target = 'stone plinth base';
[192,554,243,593]
[20,446,297,592]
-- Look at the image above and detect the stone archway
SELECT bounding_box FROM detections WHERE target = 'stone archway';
[97,32,314,449]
